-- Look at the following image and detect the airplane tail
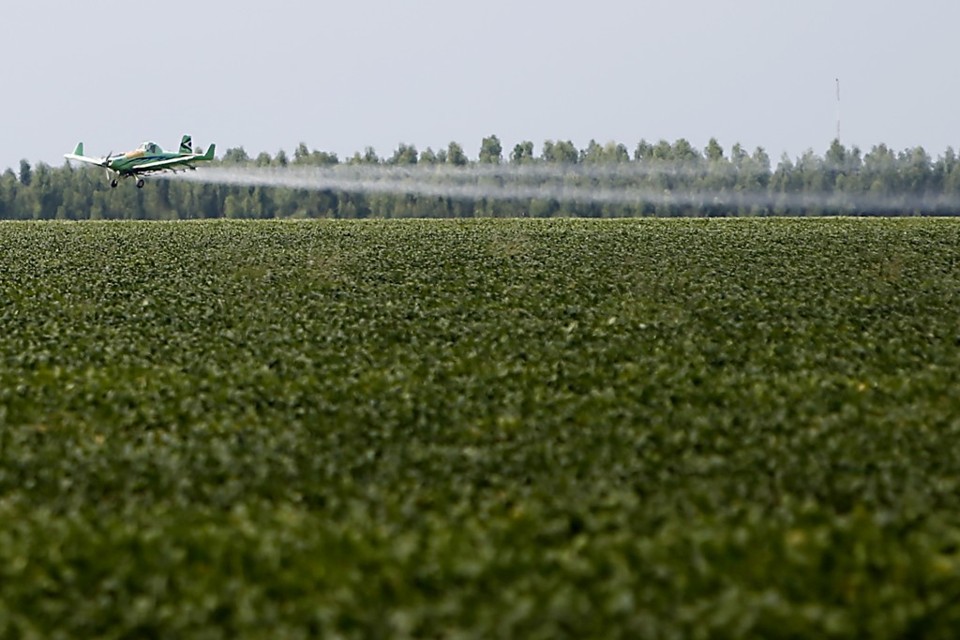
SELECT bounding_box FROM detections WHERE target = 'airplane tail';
[179,135,193,154]
[203,143,216,161]
[73,142,84,157]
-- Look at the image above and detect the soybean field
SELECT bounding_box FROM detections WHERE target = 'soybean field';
[2,218,960,637]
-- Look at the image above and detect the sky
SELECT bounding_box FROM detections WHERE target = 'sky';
[2,0,958,172]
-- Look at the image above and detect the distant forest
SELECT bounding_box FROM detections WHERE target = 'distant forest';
[2,136,960,219]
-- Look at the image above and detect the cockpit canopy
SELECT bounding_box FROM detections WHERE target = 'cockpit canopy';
[138,141,162,154]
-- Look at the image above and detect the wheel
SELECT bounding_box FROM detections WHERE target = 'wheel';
[136,179,145,189]
[110,179,118,188]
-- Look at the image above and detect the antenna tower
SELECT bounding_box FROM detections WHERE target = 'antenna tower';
[835,78,841,142]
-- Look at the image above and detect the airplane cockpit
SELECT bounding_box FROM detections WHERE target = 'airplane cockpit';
[138,141,162,154]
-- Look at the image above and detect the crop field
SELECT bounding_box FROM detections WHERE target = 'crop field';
[2,217,960,637]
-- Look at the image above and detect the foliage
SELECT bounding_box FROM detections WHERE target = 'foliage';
[388,143,419,166]
[6,137,960,219]
[479,135,503,164]
[2,218,960,636]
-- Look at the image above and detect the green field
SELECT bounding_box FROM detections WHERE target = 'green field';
[2,218,960,637]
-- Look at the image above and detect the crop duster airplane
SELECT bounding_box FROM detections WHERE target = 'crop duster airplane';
[64,135,216,188]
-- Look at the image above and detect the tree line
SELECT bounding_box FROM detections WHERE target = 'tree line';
[2,136,960,219]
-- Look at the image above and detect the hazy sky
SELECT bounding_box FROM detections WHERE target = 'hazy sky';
[2,0,957,171]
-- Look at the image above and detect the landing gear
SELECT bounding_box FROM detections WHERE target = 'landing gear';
[110,179,118,189]
[136,179,145,189]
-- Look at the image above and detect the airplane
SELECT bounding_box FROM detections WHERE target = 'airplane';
[64,135,216,189]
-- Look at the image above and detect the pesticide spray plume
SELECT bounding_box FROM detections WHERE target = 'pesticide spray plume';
[161,163,960,215]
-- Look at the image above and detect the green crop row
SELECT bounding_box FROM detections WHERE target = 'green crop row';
[1,218,960,637]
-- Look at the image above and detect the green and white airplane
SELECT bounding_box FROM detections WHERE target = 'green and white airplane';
[64,135,216,189]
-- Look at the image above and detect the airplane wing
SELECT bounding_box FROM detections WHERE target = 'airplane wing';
[64,154,108,167]
[130,156,206,172]
[64,143,109,168]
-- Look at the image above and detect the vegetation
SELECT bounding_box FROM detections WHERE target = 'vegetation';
[2,218,960,636]
[3,137,960,218]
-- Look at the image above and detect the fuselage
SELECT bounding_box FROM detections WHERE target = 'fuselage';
[106,142,188,175]
[107,153,186,175]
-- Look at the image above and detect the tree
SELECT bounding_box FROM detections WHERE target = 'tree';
[479,135,503,164]
[510,141,535,164]
[222,147,250,164]
[348,147,381,164]
[944,151,960,198]
[672,139,701,163]
[420,148,438,164]
[604,142,630,163]
[294,143,311,164]
[541,140,578,164]
[388,143,418,165]
[362,147,380,164]
[18,160,31,186]
[650,140,673,161]
[580,139,604,164]
[705,138,724,162]
[634,139,653,161]
[824,140,853,193]
[752,147,771,176]
[825,139,847,170]
[901,146,932,196]
[730,143,749,168]
[863,144,898,196]
[310,150,339,166]
[446,141,467,166]
[0,170,14,218]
